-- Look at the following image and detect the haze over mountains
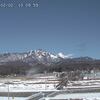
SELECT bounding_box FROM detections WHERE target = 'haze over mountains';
[0,49,100,76]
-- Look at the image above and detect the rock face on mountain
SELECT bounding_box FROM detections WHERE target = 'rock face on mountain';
[0,49,72,65]
[0,49,100,76]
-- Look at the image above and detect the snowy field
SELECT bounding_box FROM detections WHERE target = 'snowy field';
[0,93,100,100]
[0,97,26,100]
[0,77,100,100]
[1,79,100,92]
[45,92,100,100]
[0,83,55,92]
[0,78,56,92]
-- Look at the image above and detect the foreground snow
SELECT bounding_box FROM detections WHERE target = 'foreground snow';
[1,92,100,100]
[45,92,100,100]
[0,97,26,100]
[1,79,100,92]
[0,83,56,92]
[0,78,100,100]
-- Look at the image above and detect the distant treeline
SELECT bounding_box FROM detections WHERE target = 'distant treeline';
[0,59,100,76]
[49,59,100,72]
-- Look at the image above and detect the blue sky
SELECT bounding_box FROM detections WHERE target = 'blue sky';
[0,0,100,58]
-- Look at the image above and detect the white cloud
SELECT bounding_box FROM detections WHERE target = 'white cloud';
[58,53,73,58]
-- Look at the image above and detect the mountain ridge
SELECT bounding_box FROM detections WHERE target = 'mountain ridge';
[0,49,99,76]
[0,49,73,64]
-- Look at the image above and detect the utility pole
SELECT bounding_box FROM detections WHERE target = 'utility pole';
[8,82,10,100]
[44,71,47,90]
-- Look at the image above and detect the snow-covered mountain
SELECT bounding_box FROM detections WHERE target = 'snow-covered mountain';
[0,49,72,65]
[0,49,98,76]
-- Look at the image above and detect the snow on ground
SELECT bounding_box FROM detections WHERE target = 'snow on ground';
[1,93,100,100]
[0,77,57,92]
[0,79,100,92]
[0,83,56,92]
[0,97,26,100]
[0,78,100,100]
[67,79,100,88]
[45,92,100,100]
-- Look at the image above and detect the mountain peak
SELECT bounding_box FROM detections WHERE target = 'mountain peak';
[0,49,96,66]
